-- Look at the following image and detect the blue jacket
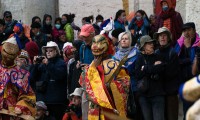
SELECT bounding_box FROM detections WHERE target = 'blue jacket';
[114,20,126,31]
[128,17,150,38]
[79,43,94,64]
[113,47,138,91]
[30,56,68,104]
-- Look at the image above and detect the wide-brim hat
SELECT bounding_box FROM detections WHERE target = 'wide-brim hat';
[70,88,83,97]
[153,27,172,40]
[139,35,155,50]
[42,41,60,55]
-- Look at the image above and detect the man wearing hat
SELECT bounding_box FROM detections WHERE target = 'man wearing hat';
[174,22,200,120]
[30,41,68,120]
[78,24,95,120]
[62,88,83,120]
[3,11,17,37]
[154,27,180,120]
[79,24,95,65]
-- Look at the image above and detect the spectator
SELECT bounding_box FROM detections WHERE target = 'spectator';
[63,42,73,63]
[156,0,183,46]
[78,24,95,65]
[113,32,139,119]
[81,15,94,26]
[3,11,17,36]
[62,14,74,42]
[0,19,9,44]
[111,28,124,52]
[93,14,104,35]
[35,101,56,120]
[114,9,126,31]
[25,41,39,64]
[154,27,180,120]
[174,22,200,120]
[32,16,42,24]
[31,22,47,55]
[62,88,83,120]
[67,40,83,96]
[42,14,53,41]
[134,35,165,120]
[128,10,150,46]
[57,30,68,51]
[78,24,95,120]
[30,41,68,120]
[15,50,30,71]
[149,14,157,38]
[52,17,62,41]
[192,47,200,75]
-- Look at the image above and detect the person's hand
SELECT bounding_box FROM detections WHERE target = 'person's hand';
[184,37,191,48]
[14,107,22,115]
[76,61,81,69]
[154,61,162,65]
[33,56,39,65]
[42,56,48,65]
[67,110,76,115]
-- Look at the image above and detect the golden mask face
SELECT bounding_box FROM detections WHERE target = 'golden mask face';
[1,42,19,62]
[91,35,109,56]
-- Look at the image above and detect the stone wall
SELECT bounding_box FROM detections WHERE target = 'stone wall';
[0,0,57,25]
[59,0,127,27]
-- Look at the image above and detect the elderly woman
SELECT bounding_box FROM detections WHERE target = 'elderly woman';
[134,35,165,120]
[113,32,138,91]
[113,32,138,119]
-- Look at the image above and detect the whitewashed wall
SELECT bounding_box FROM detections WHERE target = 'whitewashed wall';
[0,0,57,25]
[59,0,125,27]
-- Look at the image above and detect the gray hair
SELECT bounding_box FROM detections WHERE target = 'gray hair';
[118,32,132,49]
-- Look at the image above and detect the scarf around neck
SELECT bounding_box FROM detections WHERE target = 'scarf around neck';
[135,20,144,28]
[115,47,132,60]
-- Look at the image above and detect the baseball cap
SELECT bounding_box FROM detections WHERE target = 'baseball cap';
[4,11,12,17]
[182,22,196,31]
[80,24,95,37]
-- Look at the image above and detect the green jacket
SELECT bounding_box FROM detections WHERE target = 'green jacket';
[64,23,74,42]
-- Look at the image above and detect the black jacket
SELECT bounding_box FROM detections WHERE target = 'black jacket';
[134,52,165,97]
[156,46,180,95]
[30,56,68,104]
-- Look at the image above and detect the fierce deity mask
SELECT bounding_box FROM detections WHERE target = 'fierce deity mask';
[91,35,109,57]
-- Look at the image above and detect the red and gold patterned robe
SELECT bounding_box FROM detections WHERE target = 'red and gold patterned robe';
[80,59,130,120]
[0,65,36,119]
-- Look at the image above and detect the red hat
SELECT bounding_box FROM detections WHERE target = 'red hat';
[25,41,39,60]
[80,24,95,37]
[63,45,73,57]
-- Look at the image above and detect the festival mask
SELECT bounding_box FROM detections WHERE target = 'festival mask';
[1,42,19,63]
[91,35,109,56]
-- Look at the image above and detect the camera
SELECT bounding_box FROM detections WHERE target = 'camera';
[65,104,77,113]
[36,56,45,63]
